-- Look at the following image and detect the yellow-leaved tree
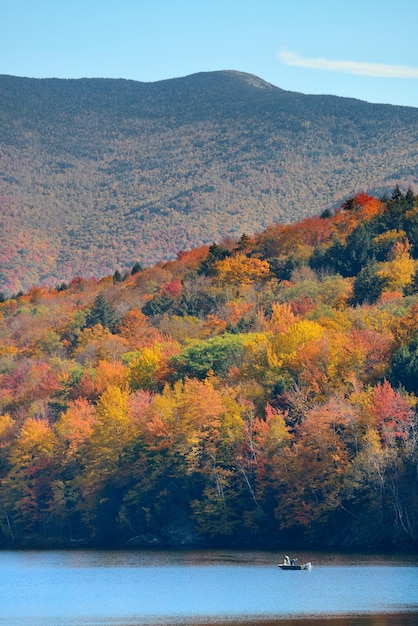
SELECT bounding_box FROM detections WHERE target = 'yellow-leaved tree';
[377,240,416,293]
[214,253,271,288]
[3,417,59,533]
[145,377,226,467]
[80,385,138,518]
[268,318,324,369]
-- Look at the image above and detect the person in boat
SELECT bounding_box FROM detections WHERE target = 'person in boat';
[284,555,290,565]
[290,558,297,565]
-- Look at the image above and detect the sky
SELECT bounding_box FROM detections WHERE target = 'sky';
[2,0,418,108]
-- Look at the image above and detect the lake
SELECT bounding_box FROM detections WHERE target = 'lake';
[0,549,417,625]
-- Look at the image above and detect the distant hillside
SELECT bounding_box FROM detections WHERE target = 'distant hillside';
[1,70,418,294]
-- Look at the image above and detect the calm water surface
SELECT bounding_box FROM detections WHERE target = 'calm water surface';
[0,549,417,626]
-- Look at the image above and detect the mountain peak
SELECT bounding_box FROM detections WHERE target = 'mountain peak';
[223,70,277,89]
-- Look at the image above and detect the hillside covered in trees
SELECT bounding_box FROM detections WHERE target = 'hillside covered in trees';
[0,186,417,550]
[1,71,418,294]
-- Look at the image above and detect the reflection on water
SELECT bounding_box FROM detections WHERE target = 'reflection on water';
[17,547,417,568]
[0,549,417,626]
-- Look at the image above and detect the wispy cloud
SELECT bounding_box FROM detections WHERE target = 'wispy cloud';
[278,50,418,79]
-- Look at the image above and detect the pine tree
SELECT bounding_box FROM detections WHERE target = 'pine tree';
[351,262,386,305]
[85,293,118,331]
[131,262,143,275]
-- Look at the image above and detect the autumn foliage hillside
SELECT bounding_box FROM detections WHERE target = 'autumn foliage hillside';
[0,186,418,549]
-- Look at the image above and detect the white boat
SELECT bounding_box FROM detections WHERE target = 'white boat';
[278,557,312,570]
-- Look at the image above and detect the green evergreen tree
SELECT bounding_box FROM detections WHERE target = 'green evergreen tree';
[340,223,374,276]
[379,185,407,232]
[85,293,118,331]
[112,270,124,283]
[270,255,300,281]
[351,262,386,305]
[131,262,143,275]
[198,243,230,276]
[141,292,175,317]
[234,233,251,253]
[388,333,418,394]
[310,224,374,278]
[404,213,418,258]
[405,186,415,211]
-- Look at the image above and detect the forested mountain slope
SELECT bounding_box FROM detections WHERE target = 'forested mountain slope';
[0,187,417,549]
[1,71,418,294]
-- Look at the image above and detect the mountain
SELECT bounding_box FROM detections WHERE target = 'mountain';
[1,70,418,294]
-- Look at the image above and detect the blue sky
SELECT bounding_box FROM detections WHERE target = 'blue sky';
[2,0,418,108]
